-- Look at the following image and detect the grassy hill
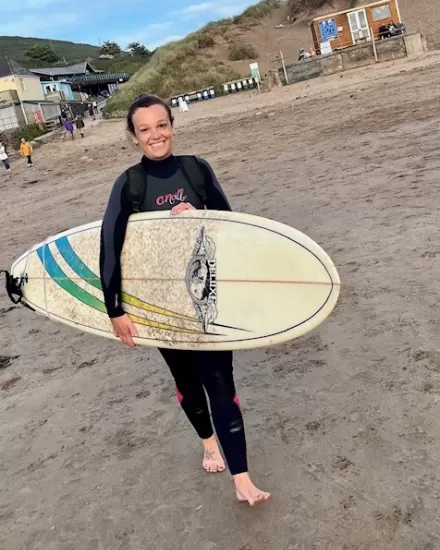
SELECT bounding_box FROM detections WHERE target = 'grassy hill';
[0,35,150,75]
[104,0,281,117]
[0,36,100,63]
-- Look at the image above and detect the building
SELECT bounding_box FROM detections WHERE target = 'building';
[40,80,75,101]
[0,58,61,131]
[30,62,131,96]
[311,0,403,52]
[0,58,45,103]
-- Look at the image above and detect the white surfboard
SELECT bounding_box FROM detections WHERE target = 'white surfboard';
[8,210,341,351]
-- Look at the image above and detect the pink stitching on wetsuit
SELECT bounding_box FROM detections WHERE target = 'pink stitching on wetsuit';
[176,389,184,404]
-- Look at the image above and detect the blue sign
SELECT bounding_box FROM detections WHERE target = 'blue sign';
[319,18,338,41]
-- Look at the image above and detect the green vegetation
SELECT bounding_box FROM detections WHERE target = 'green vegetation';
[0,36,100,63]
[287,0,329,15]
[0,35,150,75]
[90,56,148,74]
[228,42,258,61]
[127,42,151,57]
[104,0,280,117]
[237,0,281,21]
[104,40,240,117]
[1,123,48,150]
[98,40,122,56]
[25,44,59,64]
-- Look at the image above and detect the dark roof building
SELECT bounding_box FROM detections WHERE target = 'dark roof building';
[29,62,98,79]
[29,60,131,94]
[0,58,36,78]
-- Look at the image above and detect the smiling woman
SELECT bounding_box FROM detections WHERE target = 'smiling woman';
[98,93,271,506]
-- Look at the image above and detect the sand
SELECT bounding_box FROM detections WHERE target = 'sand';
[1,52,440,550]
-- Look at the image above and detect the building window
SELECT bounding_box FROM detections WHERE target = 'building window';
[372,4,392,21]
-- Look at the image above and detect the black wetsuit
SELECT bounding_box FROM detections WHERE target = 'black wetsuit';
[99,155,248,475]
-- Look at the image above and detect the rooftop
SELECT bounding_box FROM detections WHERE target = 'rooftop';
[29,62,97,77]
[0,58,35,78]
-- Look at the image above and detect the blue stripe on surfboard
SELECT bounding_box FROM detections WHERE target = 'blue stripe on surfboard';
[55,236,101,289]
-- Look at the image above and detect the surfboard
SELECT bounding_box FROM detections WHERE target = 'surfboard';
[7,210,341,351]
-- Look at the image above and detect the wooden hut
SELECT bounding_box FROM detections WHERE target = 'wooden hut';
[311,0,403,52]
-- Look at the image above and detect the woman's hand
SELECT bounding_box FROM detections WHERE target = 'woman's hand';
[170,202,196,215]
[111,314,138,348]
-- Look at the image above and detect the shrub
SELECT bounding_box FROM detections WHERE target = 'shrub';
[198,34,215,49]
[228,42,259,61]
[242,0,280,19]
[104,38,240,117]
[0,123,47,150]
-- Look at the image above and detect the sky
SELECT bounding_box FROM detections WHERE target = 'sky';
[0,0,259,50]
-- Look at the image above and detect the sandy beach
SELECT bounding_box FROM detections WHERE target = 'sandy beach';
[1,51,440,549]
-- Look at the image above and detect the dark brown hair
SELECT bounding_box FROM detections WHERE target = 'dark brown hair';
[127,94,174,134]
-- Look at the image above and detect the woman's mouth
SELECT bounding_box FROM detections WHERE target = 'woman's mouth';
[150,141,166,149]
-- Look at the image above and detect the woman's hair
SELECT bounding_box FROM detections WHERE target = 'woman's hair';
[127,94,174,134]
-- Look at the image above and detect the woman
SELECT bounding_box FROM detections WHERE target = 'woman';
[99,94,270,506]
[75,115,85,138]
[20,138,33,167]
[0,141,11,172]
[64,119,75,140]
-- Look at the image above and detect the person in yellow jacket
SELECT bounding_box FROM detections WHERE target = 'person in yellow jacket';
[20,138,33,167]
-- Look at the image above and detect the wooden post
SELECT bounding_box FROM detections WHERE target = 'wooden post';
[371,27,378,62]
[280,50,289,84]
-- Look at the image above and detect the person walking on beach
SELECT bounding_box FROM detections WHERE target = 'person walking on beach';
[99,94,271,506]
[75,115,85,138]
[0,142,11,172]
[20,138,33,167]
[88,104,96,120]
[64,119,75,140]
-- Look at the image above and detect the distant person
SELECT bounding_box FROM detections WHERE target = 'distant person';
[64,119,75,140]
[0,142,10,172]
[92,100,98,115]
[298,47,312,61]
[75,115,85,138]
[20,138,33,167]
[88,104,96,120]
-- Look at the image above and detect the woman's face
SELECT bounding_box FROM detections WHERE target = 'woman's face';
[131,104,174,160]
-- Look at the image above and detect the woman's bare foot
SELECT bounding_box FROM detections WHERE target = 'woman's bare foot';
[202,437,226,473]
[234,473,271,506]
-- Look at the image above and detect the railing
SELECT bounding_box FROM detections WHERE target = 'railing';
[0,89,19,103]
[44,91,66,102]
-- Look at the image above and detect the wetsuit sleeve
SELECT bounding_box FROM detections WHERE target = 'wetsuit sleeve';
[99,172,132,318]
[197,158,232,211]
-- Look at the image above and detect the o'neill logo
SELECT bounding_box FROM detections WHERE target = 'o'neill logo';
[185,227,218,332]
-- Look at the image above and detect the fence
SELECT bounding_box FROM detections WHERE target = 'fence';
[275,33,424,86]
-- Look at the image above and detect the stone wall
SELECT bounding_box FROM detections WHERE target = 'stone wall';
[279,33,424,86]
